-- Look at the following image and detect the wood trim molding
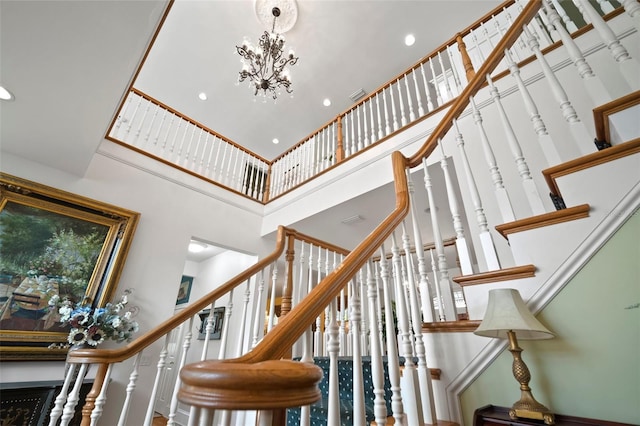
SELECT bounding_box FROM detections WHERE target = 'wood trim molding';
[593,90,640,144]
[453,265,536,286]
[543,138,640,198]
[422,320,481,333]
[494,204,590,239]
[429,368,442,381]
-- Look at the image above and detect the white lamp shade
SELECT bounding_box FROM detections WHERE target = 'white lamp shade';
[474,288,554,340]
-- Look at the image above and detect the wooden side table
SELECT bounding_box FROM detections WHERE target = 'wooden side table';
[473,405,638,426]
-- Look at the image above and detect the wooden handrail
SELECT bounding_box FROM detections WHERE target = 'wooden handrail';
[67,225,286,364]
[177,2,544,411]
[127,88,271,164]
[273,0,517,164]
[407,0,542,168]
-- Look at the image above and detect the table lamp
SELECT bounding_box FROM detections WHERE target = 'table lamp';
[474,288,555,425]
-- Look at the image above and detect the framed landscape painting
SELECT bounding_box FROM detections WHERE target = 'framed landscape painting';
[0,173,140,360]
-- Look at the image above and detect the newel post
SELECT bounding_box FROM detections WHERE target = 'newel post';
[456,33,475,81]
[280,232,296,318]
[262,165,272,203]
[336,115,345,163]
[80,363,109,426]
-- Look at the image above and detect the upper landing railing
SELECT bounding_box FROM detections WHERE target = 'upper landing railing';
[107,0,580,203]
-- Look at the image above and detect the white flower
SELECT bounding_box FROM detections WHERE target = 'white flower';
[59,305,72,321]
[111,317,121,328]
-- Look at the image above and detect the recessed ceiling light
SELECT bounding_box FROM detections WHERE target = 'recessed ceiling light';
[323,98,331,107]
[405,34,416,47]
[272,138,279,144]
[188,241,207,253]
[0,85,14,101]
[198,92,208,101]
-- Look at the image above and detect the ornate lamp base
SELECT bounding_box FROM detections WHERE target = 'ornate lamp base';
[507,331,556,425]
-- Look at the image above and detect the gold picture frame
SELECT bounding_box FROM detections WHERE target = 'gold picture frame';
[0,173,140,360]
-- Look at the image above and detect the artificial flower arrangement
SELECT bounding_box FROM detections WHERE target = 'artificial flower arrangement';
[48,289,139,348]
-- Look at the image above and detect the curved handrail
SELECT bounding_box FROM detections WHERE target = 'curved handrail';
[201,0,543,367]
[239,151,410,362]
[66,225,290,364]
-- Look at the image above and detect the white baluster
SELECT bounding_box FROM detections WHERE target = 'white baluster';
[189,127,204,170]
[176,122,193,160]
[326,299,341,426]
[523,25,594,155]
[401,221,437,423]
[349,110,356,156]
[363,102,371,146]
[382,88,392,136]
[376,94,384,140]
[349,276,367,425]
[446,45,464,94]
[487,75,546,215]
[574,0,640,90]
[470,97,516,223]
[543,1,612,105]
[418,165,457,321]
[551,0,578,32]
[218,289,234,360]
[167,318,194,426]
[357,105,364,151]
[405,173,436,323]
[117,353,142,426]
[437,51,454,101]
[596,0,615,14]
[152,108,168,149]
[621,0,640,33]
[390,232,424,426]
[48,364,76,425]
[420,63,435,112]
[469,28,485,63]
[114,94,132,131]
[390,84,400,131]
[411,69,425,117]
[428,58,444,106]
[134,100,151,142]
[267,263,278,333]
[403,74,417,122]
[90,364,113,426]
[396,78,408,127]
[143,336,170,426]
[438,142,474,275]
[366,261,389,425]
[236,278,252,356]
[339,272,347,356]
[369,98,377,144]
[378,244,405,425]
[453,119,501,270]
[125,95,142,136]
[60,363,89,426]
[252,270,267,348]
[160,113,175,151]
[358,268,369,355]
[429,249,445,321]
[504,48,562,165]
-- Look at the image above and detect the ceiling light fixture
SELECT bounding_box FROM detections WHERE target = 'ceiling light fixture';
[198,92,208,101]
[0,85,14,101]
[405,34,416,46]
[188,241,207,253]
[323,98,331,107]
[272,138,279,144]
[236,6,299,100]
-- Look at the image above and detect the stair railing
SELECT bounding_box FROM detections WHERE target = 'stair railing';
[46,226,351,426]
[175,1,544,425]
[51,0,640,424]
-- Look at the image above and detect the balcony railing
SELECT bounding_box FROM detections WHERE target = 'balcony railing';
[108,0,594,203]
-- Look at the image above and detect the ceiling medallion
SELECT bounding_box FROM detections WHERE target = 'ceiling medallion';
[236,0,299,100]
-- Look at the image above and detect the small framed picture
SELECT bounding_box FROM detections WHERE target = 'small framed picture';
[176,275,193,305]
[197,307,225,340]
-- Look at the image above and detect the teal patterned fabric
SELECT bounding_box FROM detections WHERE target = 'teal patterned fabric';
[287,356,404,426]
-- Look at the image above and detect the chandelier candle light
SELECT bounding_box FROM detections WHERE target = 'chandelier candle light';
[236,6,299,99]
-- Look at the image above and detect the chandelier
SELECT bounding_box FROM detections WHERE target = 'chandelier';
[236,6,299,100]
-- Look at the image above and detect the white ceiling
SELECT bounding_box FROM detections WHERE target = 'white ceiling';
[133,0,502,160]
[1,0,500,261]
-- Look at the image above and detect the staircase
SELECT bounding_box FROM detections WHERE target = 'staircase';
[46,1,639,425]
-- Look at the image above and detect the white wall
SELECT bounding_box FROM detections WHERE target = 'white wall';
[0,146,272,425]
